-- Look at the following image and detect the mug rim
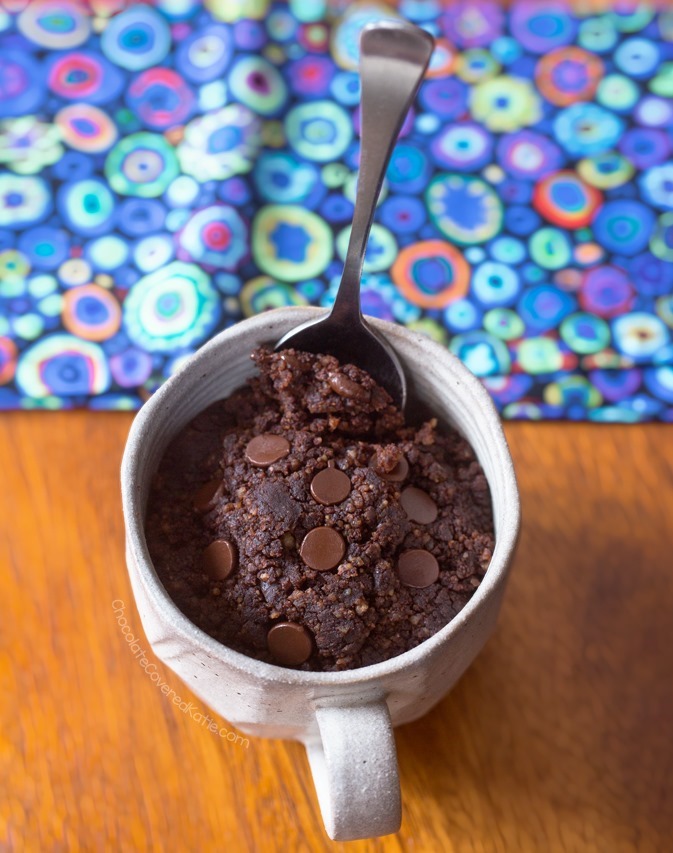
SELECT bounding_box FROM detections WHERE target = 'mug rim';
[122,307,521,687]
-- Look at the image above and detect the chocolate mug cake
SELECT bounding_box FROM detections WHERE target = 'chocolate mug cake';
[145,347,495,671]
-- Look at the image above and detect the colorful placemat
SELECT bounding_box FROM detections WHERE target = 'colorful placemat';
[0,0,672,420]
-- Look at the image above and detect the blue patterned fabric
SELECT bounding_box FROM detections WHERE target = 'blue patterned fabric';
[0,0,672,421]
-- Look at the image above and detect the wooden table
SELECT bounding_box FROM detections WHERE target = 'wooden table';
[2,414,671,851]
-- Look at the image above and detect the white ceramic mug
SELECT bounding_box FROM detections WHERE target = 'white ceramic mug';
[121,307,520,841]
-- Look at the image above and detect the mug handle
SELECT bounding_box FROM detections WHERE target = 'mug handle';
[303,699,401,841]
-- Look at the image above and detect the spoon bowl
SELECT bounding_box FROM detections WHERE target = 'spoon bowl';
[275,21,434,410]
[274,309,408,407]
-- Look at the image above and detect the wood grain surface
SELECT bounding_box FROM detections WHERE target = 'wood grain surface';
[1,413,672,852]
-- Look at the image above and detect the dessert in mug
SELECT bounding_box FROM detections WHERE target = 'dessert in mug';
[146,348,495,671]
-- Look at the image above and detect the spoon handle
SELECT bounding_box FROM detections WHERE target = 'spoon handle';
[330,21,434,322]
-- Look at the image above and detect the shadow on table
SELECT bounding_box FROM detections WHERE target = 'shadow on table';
[394,525,673,847]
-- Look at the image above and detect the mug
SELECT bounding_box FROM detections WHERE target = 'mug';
[121,307,520,841]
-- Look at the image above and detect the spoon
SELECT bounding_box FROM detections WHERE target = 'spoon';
[275,21,434,410]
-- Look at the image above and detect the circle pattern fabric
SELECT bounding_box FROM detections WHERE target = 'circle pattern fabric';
[0,1,672,422]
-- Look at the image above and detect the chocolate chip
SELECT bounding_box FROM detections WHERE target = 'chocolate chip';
[300,526,346,571]
[310,468,351,506]
[328,371,369,400]
[193,478,223,513]
[400,486,438,524]
[202,539,237,580]
[267,622,313,666]
[245,434,290,467]
[370,452,409,483]
[397,549,439,588]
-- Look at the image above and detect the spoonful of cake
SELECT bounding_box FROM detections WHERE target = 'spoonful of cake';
[275,20,434,411]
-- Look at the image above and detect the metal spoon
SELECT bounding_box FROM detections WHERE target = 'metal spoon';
[275,21,434,410]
